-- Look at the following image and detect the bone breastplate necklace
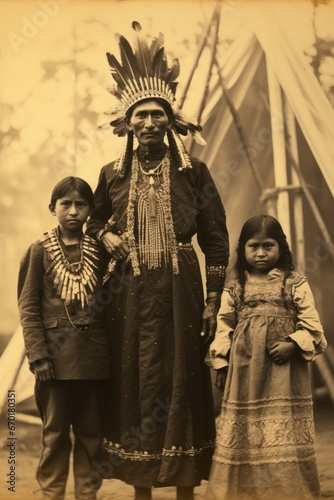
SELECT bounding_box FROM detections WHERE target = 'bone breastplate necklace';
[41,227,100,309]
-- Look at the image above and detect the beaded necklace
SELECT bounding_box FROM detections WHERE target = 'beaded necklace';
[138,159,164,218]
[126,150,179,275]
[41,228,100,309]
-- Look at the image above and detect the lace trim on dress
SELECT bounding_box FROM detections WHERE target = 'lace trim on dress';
[213,395,316,466]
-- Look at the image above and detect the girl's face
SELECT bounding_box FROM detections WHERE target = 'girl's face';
[49,189,91,233]
[245,231,280,274]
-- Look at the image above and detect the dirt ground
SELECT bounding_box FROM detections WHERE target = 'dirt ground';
[0,399,333,500]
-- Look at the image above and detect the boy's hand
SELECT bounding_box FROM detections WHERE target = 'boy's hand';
[31,358,55,381]
[268,341,297,364]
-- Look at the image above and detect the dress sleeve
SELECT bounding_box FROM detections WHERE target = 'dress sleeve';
[17,242,48,364]
[288,280,327,361]
[205,285,237,369]
[86,166,113,239]
[194,160,229,294]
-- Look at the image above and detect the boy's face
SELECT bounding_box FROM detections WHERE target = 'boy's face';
[49,189,91,233]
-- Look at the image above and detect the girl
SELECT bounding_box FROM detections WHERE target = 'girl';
[18,177,110,500]
[206,215,327,500]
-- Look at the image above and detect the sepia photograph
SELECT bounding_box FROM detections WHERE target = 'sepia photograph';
[0,1,333,499]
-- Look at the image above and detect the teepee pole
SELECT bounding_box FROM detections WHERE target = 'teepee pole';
[189,9,220,155]
[286,144,334,262]
[266,64,292,243]
[196,10,220,124]
[178,7,217,109]
[283,96,305,271]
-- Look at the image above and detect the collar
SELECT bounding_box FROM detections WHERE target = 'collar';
[246,268,283,281]
[137,144,167,162]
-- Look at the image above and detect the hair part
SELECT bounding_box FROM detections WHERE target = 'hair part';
[50,177,94,209]
[235,215,295,310]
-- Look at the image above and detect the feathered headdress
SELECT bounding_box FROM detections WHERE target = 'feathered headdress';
[103,21,206,175]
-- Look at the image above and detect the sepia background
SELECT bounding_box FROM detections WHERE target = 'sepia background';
[0,0,333,498]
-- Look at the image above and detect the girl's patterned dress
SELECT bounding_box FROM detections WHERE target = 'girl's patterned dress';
[206,269,327,500]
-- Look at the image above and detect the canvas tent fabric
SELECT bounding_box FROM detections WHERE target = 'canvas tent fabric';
[246,2,334,196]
[0,326,36,416]
[187,2,334,196]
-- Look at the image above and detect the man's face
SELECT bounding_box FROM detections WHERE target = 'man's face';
[128,100,171,149]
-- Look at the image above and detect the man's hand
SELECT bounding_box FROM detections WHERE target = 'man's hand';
[31,358,55,381]
[268,341,297,364]
[215,366,228,392]
[201,300,220,347]
[102,232,130,260]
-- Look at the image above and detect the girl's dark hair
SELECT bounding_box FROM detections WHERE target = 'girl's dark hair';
[50,177,94,208]
[235,215,295,309]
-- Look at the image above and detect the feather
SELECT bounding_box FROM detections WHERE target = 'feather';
[181,121,201,134]
[108,113,131,134]
[113,122,130,137]
[150,32,164,58]
[192,131,206,146]
[104,106,124,117]
[174,124,188,136]
[173,109,206,144]
[109,87,124,100]
[171,128,192,170]
[106,52,130,89]
[169,82,178,95]
[116,34,141,85]
[165,59,180,86]
[99,117,129,138]
[98,122,113,130]
[132,21,152,80]
[151,47,168,81]
[175,109,201,130]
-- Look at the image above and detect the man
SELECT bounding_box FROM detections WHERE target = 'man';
[86,21,229,500]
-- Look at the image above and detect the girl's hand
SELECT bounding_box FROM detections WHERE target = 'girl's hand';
[102,232,130,260]
[31,358,55,381]
[268,341,297,364]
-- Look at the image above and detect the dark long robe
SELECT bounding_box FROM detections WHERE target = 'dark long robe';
[86,153,229,487]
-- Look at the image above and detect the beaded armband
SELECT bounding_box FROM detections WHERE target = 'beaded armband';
[97,218,117,242]
[206,265,226,294]
[97,228,110,242]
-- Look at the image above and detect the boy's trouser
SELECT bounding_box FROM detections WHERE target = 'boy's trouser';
[35,379,107,500]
